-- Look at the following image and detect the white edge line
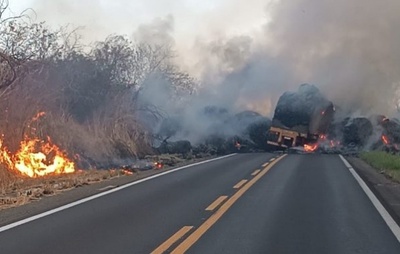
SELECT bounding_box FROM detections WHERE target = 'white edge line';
[98,185,116,191]
[339,155,400,242]
[0,153,237,233]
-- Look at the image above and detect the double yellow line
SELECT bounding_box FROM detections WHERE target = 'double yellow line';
[152,154,286,254]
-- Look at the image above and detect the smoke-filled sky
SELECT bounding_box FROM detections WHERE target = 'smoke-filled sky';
[9,0,269,68]
[8,0,400,117]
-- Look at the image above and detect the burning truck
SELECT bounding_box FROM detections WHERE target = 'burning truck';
[267,84,335,151]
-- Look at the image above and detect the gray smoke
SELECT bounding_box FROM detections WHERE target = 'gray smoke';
[178,0,400,145]
[14,0,400,145]
[264,0,400,116]
[133,15,175,47]
[24,0,400,117]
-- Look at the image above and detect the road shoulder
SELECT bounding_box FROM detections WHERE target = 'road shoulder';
[347,156,400,226]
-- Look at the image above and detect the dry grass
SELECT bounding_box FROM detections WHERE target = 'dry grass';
[0,169,131,210]
[0,164,16,194]
[145,154,186,166]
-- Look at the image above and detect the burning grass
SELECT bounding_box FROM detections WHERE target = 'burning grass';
[360,151,400,182]
[0,134,75,178]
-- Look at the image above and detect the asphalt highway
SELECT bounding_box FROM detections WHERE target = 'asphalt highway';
[0,153,400,254]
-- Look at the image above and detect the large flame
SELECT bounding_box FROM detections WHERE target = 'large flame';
[0,136,75,178]
[0,112,75,178]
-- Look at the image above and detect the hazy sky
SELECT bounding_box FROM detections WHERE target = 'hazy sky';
[9,0,271,69]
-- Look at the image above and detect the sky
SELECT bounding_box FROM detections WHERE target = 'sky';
[8,0,271,70]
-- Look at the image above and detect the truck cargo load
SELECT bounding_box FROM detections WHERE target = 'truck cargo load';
[267,84,334,150]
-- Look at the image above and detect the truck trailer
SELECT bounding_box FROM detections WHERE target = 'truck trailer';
[266,84,334,150]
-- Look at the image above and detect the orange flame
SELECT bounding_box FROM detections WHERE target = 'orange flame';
[123,169,133,175]
[0,135,75,178]
[155,162,163,169]
[304,143,318,152]
[32,111,46,122]
[382,135,390,145]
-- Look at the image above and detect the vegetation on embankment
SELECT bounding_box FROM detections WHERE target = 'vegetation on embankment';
[0,0,198,182]
[360,151,400,182]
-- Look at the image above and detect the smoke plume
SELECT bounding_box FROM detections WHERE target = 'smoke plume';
[194,0,400,118]
[12,0,400,145]
[264,0,400,116]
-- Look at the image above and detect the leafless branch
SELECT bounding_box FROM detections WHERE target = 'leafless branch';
[0,51,16,90]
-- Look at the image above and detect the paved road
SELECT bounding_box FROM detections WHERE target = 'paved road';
[0,153,400,253]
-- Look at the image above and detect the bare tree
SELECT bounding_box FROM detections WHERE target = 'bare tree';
[0,21,66,61]
[0,0,22,94]
[0,0,30,25]
[0,51,16,89]
[92,35,175,89]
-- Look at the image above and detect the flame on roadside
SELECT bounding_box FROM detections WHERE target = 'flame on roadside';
[304,143,318,152]
[123,169,133,175]
[0,136,75,178]
[0,112,75,178]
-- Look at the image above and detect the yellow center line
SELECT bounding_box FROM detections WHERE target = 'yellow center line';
[171,154,287,254]
[233,179,248,189]
[151,226,193,254]
[262,162,269,167]
[251,169,261,176]
[206,196,228,211]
